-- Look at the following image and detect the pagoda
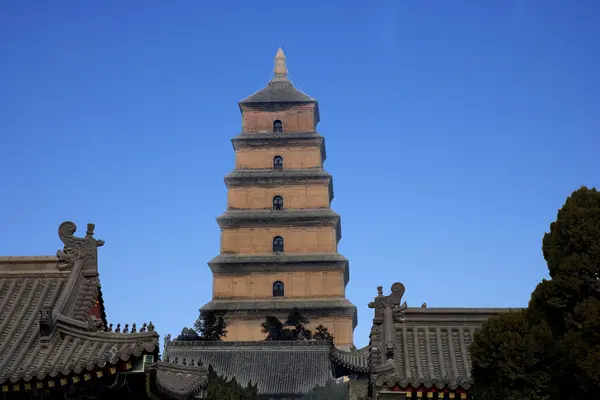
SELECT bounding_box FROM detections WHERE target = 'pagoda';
[201,48,357,348]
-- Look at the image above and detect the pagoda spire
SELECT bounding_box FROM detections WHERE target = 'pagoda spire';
[273,47,287,81]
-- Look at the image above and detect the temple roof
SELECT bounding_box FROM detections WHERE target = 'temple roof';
[147,361,208,400]
[162,340,334,397]
[331,346,370,374]
[368,283,516,391]
[0,222,159,385]
[239,48,316,105]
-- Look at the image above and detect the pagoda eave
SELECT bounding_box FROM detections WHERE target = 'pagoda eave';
[231,132,326,161]
[208,252,348,266]
[223,169,333,188]
[216,209,341,229]
[201,298,358,328]
[208,253,350,285]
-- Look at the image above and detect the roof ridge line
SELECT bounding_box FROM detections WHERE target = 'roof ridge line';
[168,340,333,348]
[0,256,58,262]
[57,317,159,342]
[53,259,84,321]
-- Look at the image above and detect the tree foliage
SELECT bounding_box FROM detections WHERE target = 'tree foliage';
[194,310,228,341]
[470,187,600,400]
[205,365,257,400]
[175,326,200,341]
[261,308,334,341]
[313,324,335,341]
[175,311,228,342]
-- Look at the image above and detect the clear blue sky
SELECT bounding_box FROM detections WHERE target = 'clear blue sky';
[1,1,599,348]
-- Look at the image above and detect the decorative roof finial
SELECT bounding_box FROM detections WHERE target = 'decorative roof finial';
[273,47,287,81]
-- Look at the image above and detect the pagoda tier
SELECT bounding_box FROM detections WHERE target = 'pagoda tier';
[202,48,357,347]
[201,296,357,345]
[201,298,357,323]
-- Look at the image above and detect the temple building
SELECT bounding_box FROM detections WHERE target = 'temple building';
[0,222,160,399]
[200,48,357,348]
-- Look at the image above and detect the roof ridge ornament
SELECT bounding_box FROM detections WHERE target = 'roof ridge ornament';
[56,222,104,270]
[369,283,408,367]
[39,307,55,347]
[368,282,408,322]
[273,47,287,81]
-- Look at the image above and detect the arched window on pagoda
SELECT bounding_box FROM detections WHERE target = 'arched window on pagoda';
[273,236,284,253]
[273,196,283,211]
[273,120,283,132]
[273,156,283,170]
[273,281,284,297]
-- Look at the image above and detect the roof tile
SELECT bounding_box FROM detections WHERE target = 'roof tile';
[239,79,315,104]
[163,341,334,396]
[0,222,159,384]
[368,283,513,390]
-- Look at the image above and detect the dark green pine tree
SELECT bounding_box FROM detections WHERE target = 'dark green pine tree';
[285,307,313,340]
[261,308,334,341]
[261,315,287,340]
[470,186,600,400]
[194,310,228,341]
[312,324,334,342]
[175,327,200,341]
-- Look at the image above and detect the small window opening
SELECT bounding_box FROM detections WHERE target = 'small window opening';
[273,281,284,297]
[273,196,283,211]
[273,156,283,170]
[273,236,284,253]
[273,120,283,133]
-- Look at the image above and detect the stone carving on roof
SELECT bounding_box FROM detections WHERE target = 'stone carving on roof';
[86,314,105,332]
[368,282,408,322]
[57,221,104,270]
[368,282,408,377]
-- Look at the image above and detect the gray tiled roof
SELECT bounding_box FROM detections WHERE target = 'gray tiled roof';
[376,321,478,389]
[331,346,370,373]
[163,341,334,396]
[368,283,513,391]
[147,361,208,400]
[0,223,159,385]
[239,79,315,104]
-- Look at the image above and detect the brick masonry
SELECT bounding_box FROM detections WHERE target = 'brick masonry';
[241,104,318,133]
[235,146,323,170]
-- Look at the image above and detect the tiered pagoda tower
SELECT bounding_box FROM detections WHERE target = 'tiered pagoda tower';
[201,48,357,347]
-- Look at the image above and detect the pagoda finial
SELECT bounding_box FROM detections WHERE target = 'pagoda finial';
[273,47,287,80]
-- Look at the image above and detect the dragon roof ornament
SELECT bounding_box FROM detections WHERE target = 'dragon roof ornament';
[56,221,104,270]
[368,282,408,370]
[368,282,408,322]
